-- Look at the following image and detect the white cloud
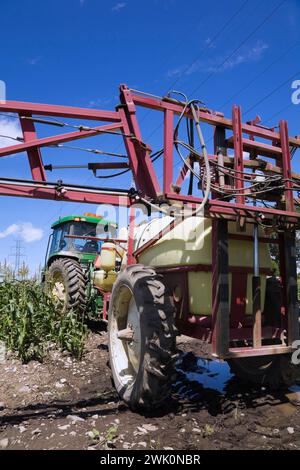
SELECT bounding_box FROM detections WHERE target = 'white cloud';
[0,224,19,239]
[112,2,126,12]
[0,117,22,148]
[88,97,112,107]
[167,66,185,78]
[218,41,269,72]
[168,40,269,78]
[26,56,41,66]
[0,223,43,243]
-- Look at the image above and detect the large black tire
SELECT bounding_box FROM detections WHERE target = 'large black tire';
[108,264,178,411]
[47,258,87,315]
[228,354,298,389]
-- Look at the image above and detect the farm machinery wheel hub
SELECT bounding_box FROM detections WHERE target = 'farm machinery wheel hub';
[51,272,66,303]
[110,285,141,385]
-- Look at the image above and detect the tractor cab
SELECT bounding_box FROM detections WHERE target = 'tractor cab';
[46,213,117,267]
[44,213,119,315]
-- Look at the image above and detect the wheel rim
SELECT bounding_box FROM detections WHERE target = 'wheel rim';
[110,285,141,387]
[51,272,67,302]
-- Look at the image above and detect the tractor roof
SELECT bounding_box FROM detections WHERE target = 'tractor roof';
[51,214,117,229]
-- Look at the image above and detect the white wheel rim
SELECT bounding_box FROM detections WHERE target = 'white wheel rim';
[51,273,66,302]
[110,286,141,387]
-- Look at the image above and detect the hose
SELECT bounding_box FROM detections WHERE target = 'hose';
[190,103,211,215]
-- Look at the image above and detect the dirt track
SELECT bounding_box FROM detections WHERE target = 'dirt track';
[0,322,300,450]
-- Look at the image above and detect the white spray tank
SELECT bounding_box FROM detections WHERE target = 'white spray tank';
[133,215,273,316]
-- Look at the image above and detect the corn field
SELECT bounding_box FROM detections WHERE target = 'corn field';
[0,281,87,362]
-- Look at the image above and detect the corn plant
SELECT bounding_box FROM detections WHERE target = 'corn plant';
[0,281,87,362]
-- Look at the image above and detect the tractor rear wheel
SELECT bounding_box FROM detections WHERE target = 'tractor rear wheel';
[108,264,178,411]
[47,258,87,315]
[228,354,299,389]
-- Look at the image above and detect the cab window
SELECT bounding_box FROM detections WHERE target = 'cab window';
[49,227,62,255]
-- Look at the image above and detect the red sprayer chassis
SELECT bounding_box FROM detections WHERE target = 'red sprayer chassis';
[0,84,299,361]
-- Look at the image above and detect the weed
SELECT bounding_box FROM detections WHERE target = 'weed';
[203,424,215,437]
[106,425,118,443]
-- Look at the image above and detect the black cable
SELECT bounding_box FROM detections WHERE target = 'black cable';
[94,168,131,179]
[141,1,287,147]
[0,134,24,142]
[51,143,128,159]
[263,103,293,125]
[244,68,300,116]
[48,147,163,181]
[126,1,249,146]
[0,112,132,138]
[133,2,251,146]
[167,0,250,92]
[0,176,129,193]
[92,148,163,179]
[189,0,287,97]
[0,112,19,119]
[219,38,300,110]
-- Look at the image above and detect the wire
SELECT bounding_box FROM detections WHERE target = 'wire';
[0,112,19,120]
[244,68,300,116]
[170,103,284,205]
[167,94,212,214]
[189,0,287,96]
[21,115,134,138]
[77,149,162,180]
[139,1,287,148]
[127,1,251,148]
[0,112,133,138]
[132,6,214,93]
[123,2,248,137]
[0,134,24,142]
[156,68,299,184]
[166,0,250,92]
[263,103,294,125]
[178,147,281,194]
[94,168,131,179]
[50,143,128,159]
[219,38,300,110]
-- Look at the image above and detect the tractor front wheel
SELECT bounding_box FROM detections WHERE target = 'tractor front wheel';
[47,258,87,315]
[108,264,178,411]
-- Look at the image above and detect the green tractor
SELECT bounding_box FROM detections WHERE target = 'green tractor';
[43,213,120,316]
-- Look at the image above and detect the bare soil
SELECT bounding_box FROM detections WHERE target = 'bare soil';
[0,322,300,451]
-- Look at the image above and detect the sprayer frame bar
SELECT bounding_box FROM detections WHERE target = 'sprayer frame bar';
[0,84,300,220]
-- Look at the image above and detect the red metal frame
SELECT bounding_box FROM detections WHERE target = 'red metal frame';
[1,85,300,216]
[0,84,299,359]
[232,105,245,205]
[102,292,110,322]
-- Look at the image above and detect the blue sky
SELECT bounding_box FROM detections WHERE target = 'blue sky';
[0,0,300,274]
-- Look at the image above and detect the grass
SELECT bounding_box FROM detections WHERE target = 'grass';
[0,280,88,362]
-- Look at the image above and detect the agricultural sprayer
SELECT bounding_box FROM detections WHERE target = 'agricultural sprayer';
[0,85,299,410]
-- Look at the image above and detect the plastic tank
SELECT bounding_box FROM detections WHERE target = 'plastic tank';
[100,242,116,272]
[134,216,272,316]
[94,269,117,292]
